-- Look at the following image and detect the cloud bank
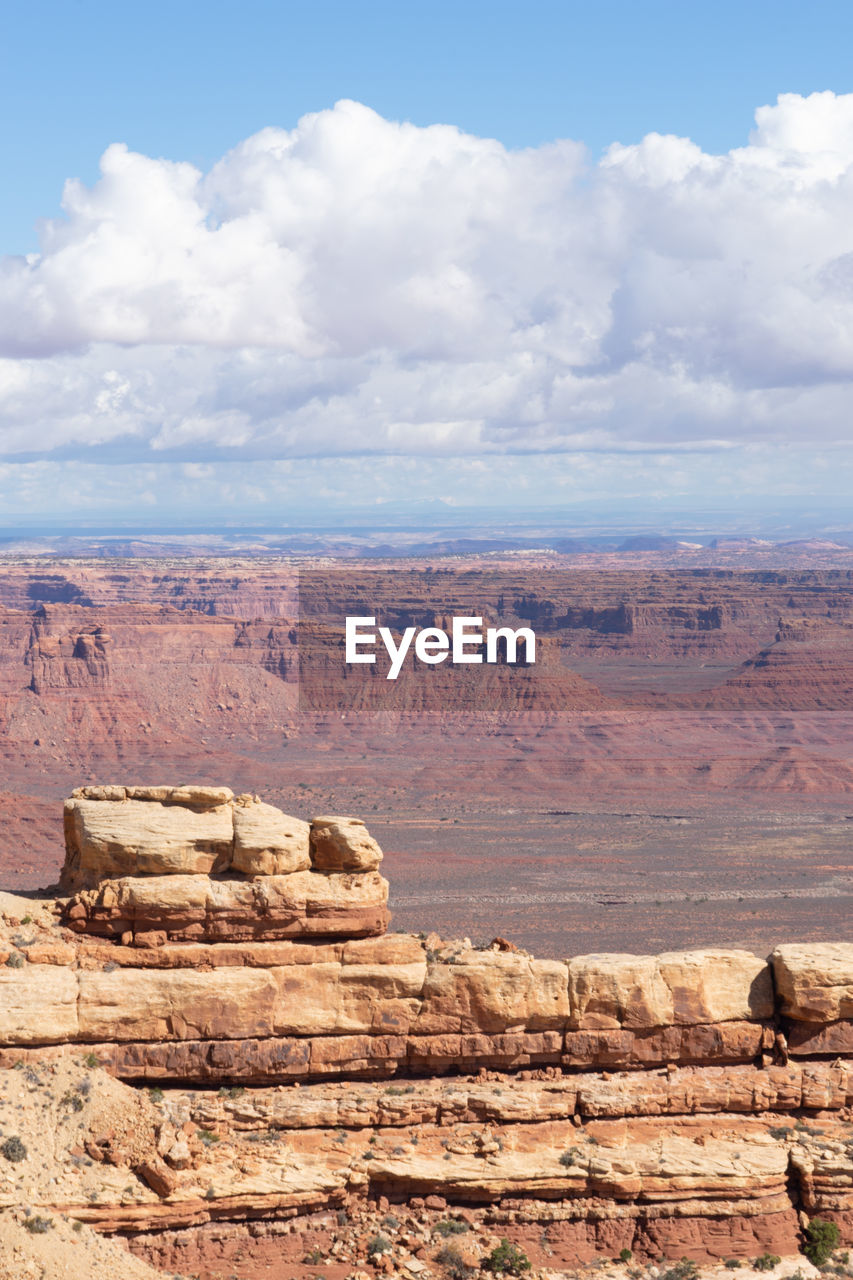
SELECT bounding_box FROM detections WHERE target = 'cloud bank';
[3,92,853,471]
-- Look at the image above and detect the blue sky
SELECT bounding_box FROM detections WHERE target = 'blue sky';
[5,0,853,255]
[2,1,853,524]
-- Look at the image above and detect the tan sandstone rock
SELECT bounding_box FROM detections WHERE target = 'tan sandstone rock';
[414,947,569,1035]
[771,942,853,1022]
[657,948,774,1024]
[568,949,773,1030]
[61,794,234,890]
[310,816,383,872]
[0,964,79,1043]
[74,950,426,1043]
[231,799,310,876]
[568,953,671,1030]
[64,869,390,941]
[78,967,279,1041]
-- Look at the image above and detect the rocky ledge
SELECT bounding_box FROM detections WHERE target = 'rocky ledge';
[0,785,851,1280]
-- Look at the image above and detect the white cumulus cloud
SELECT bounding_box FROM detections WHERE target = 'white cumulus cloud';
[2,93,853,467]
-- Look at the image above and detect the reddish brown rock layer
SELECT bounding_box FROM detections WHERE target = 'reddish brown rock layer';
[63,871,390,942]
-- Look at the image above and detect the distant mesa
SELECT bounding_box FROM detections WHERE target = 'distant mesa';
[616,535,684,551]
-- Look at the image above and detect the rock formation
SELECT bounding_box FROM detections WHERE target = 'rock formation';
[0,787,851,1278]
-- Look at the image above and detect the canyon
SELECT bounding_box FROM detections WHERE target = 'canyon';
[0,557,849,957]
[0,786,851,1279]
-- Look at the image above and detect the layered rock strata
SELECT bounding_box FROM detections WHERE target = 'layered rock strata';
[0,788,851,1272]
[0,1058,851,1268]
[0,930,788,1080]
[60,787,388,941]
[61,787,382,891]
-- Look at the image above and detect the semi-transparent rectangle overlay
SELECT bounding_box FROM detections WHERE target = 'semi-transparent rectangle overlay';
[297,567,853,714]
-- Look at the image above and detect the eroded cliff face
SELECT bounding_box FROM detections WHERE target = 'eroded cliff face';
[0,788,851,1279]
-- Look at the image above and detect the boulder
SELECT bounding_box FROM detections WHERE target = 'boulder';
[310,816,383,872]
[231,798,310,876]
[61,793,233,890]
[771,942,853,1021]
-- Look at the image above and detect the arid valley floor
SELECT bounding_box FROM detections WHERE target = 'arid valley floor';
[0,551,850,956]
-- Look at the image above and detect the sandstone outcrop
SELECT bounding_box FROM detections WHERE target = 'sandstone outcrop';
[0,1057,849,1274]
[59,788,389,938]
[771,942,853,1021]
[1,789,852,1276]
[62,787,235,889]
[310,815,384,872]
[567,949,773,1029]
[231,799,310,876]
[64,869,390,942]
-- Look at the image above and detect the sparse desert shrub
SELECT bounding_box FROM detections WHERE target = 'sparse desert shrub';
[23,1216,52,1233]
[559,1149,577,1167]
[435,1244,474,1279]
[20,916,32,925]
[72,1219,84,1232]
[196,1129,219,1146]
[619,1248,633,1263]
[5,953,24,968]
[81,1052,99,1068]
[148,1087,164,1103]
[60,1087,84,1112]
[660,1260,699,1280]
[303,1248,324,1264]
[434,1219,470,1237]
[367,1234,391,1258]
[804,1218,841,1267]
[725,1262,742,1270]
[768,1126,792,1140]
[382,1213,400,1230]
[1,1136,27,1163]
[753,1253,781,1271]
[384,1084,416,1095]
[482,1238,532,1276]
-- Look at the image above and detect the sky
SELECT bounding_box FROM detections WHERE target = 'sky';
[2,0,853,526]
